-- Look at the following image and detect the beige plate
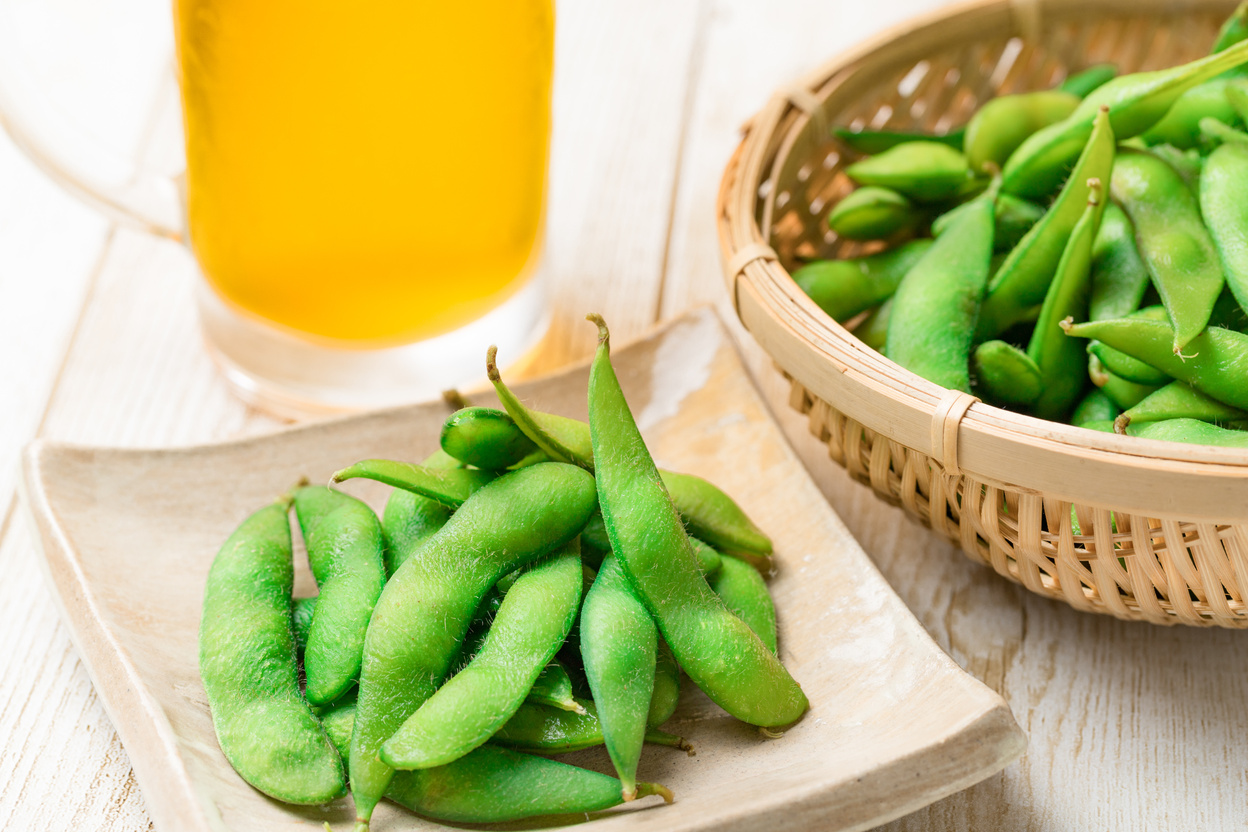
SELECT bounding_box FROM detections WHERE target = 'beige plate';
[19,307,1024,832]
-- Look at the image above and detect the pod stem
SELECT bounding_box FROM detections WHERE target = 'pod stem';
[1114,414,1131,434]
[634,782,676,804]
[586,312,609,346]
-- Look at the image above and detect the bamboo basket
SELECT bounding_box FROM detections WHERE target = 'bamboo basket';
[717,0,1248,627]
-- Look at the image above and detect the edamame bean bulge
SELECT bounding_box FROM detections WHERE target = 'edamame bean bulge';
[1125,417,1248,447]
[580,552,658,800]
[199,498,345,805]
[709,554,778,655]
[963,89,1079,172]
[1111,150,1224,353]
[440,406,542,470]
[886,182,996,393]
[586,315,807,727]
[380,539,583,771]
[826,186,917,240]
[971,340,1043,407]
[1140,80,1240,148]
[844,141,973,201]
[1115,381,1248,433]
[791,239,932,322]
[649,640,682,728]
[293,486,387,706]
[1071,388,1121,427]
[494,699,691,755]
[1200,141,1248,314]
[833,125,966,155]
[348,462,597,831]
[932,192,1045,253]
[1089,201,1150,321]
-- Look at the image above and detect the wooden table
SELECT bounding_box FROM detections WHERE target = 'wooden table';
[2,1,1246,829]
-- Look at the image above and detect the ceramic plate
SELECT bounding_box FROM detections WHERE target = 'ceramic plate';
[20,307,1024,832]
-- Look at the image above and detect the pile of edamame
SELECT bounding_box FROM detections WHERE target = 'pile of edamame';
[799,3,1248,447]
[199,316,806,829]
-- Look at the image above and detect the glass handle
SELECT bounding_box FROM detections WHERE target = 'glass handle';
[0,2,184,242]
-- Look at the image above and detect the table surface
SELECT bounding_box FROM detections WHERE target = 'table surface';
[3,1,1247,829]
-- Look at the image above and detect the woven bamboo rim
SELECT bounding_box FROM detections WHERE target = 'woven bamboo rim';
[717,0,1248,626]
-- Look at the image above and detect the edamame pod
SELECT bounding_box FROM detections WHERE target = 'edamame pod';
[979,107,1115,339]
[528,658,583,713]
[826,186,918,239]
[1002,40,1248,198]
[1200,141,1248,314]
[971,340,1042,406]
[844,141,973,201]
[1212,1,1248,64]
[1089,353,1164,410]
[580,552,658,799]
[321,701,673,821]
[381,450,458,577]
[587,315,808,727]
[494,699,691,754]
[488,350,775,564]
[200,499,345,805]
[1070,388,1120,427]
[1112,150,1224,352]
[1125,418,1248,447]
[333,459,493,507]
[853,297,892,351]
[1063,317,1248,409]
[292,596,316,656]
[792,239,932,322]
[963,89,1079,172]
[1089,201,1150,321]
[709,554,778,654]
[648,639,681,728]
[349,462,597,830]
[293,486,387,706]
[1114,381,1248,433]
[380,539,583,770]
[1026,181,1103,420]
[833,125,966,155]
[886,183,996,392]
[440,407,541,470]
[1140,80,1240,148]
[1058,64,1117,98]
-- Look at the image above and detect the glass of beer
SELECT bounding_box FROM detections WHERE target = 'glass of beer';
[0,0,555,416]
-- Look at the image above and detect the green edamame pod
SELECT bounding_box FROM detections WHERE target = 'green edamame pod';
[321,701,672,821]
[1003,41,1248,198]
[886,184,996,392]
[1089,201,1150,321]
[932,192,1045,253]
[1087,341,1172,385]
[792,239,932,322]
[1111,150,1225,353]
[528,658,583,713]
[972,340,1042,406]
[494,699,691,754]
[1064,317,1248,409]
[1142,143,1205,194]
[1058,64,1117,98]
[440,407,541,471]
[380,540,583,770]
[1212,1,1248,62]
[852,297,891,351]
[1080,419,1118,432]
[1114,381,1248,433]
[292,596,316,656]
[1198,115,1248,147]
[826,186,918,240]
[293,486,387,706]
[1088,353,1163,410]
[488,350,775,565]
[648,639,681,729]
[200,499,345,805]
[844,141,973,202]
[1140,80,1240,149]
[963,89,1080,172]
[1200,141,1248,315]
[349,462,598,830]
[979,107,1115,340]
[833,125,966,155]
[1026,181,1103,420]
[1070,388,1121,427]
[1125,417,1248,447]
[586,315,807,727]
[688,536,724,578]
[580,552,658,799]
[1226,78,1248,120]
[586,511,723,577]
[709,554,778,655]
[333,459,494,508]
[381,450,459,577]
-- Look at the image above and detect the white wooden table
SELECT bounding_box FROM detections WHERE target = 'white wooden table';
[2,1,1246,829]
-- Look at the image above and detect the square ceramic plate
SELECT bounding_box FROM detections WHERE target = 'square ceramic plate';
[20,307,1024,832]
